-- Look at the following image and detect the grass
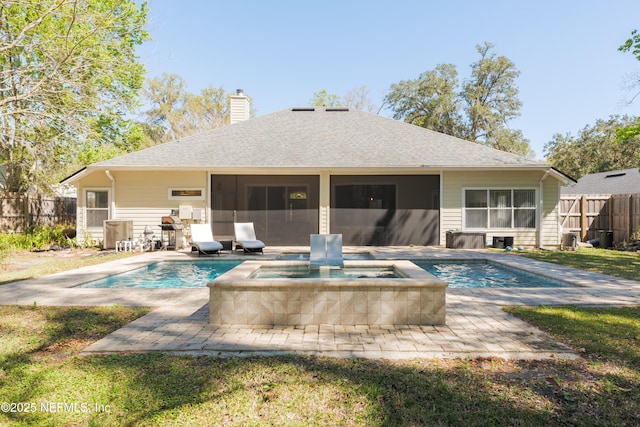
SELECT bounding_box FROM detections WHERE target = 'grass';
[1,246,639,424]
[0,249,138,286]
[512,246,640,281]
[1,304,640,426]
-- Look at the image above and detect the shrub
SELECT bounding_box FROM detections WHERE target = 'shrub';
[0,225,75,251]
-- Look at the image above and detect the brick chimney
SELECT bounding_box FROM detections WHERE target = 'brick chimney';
[229,89,250,124]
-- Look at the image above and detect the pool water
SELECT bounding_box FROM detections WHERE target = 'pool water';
[75,260,242,289]
[74,259,570,289]
[415,260,570,288]
[251,266,398,279]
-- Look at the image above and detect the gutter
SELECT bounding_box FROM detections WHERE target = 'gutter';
[105,170,116,220]
[537,169,552,249]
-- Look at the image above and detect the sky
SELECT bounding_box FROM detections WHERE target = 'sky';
[137,0,640,160]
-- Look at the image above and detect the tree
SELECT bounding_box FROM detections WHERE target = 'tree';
[385,43,533,157]
[462,42,529,156]
[142,73,189,143]
[544,116,640,179]
[0,0,149,193]
[309,90,342,107]
[310,87,380,112]
[343,85,378,113]
[385,63,463,135]
[617,29,640,145]
[141,73,239,143]
[619,29,640,61]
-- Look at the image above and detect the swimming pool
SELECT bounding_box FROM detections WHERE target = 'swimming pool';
[74,258,570,290]
[415,260,571,288]
[75,260,242,289]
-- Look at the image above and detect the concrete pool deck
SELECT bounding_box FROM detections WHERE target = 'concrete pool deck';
[1,246,639,360]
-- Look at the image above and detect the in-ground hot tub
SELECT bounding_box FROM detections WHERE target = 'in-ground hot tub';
[207,260,447,326]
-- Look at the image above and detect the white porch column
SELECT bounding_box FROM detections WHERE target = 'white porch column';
[319,171,331,234]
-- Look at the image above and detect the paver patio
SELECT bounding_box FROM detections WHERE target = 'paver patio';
[1,247,638,360]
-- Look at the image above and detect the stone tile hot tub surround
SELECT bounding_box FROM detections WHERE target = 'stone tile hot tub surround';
[208,260,447,326]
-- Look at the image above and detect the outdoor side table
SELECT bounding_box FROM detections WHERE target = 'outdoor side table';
[116,240,134,252]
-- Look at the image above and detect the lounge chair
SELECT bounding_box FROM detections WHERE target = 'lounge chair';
[190,224,224,256]
[233,222,265,254]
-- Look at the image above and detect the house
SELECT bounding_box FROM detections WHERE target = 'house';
[562,168,640,196]
[62,91,574,249]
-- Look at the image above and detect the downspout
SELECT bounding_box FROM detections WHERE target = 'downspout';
[538,169,551,249]
[206,170,211,224]
[439,169,444,246]
[105,170,115,219]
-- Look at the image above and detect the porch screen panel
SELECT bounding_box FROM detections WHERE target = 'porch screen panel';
[211,175,319,245]
[210,175,238,238]
[331,175,439,246]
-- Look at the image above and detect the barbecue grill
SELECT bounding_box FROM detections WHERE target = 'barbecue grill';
[160,215,184,250]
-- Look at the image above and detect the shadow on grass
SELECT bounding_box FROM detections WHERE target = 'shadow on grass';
[73,354,551,425]
[0,306,148,425]
[71,352,640,426]
[2,305,640,426]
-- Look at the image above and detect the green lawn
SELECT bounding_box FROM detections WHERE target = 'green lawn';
[0,249,139,286]
[513,247,640,281]
[1,304,640,426]
[1,247,639,425]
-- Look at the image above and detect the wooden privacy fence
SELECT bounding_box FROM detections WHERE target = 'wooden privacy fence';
[0,193,77,233]
[560,193,640,244]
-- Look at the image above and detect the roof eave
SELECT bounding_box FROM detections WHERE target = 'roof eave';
[59,167,88,185]
[549,167,578,185]
[72,163,558,176]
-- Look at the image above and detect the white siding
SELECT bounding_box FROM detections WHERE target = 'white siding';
[541,177,561,248]
[76,170,209,246]
[229,92,250,124]
[76,172,112,246]
[442,170,562,248]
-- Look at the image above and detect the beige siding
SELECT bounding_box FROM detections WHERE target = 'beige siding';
[77,170,209,246]
[441,170,561,248]
[76,172,113,245]
[541,177,561,248]
[75,168,563,249]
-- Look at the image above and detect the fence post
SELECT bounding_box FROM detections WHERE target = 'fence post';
[23,193,30,230]
[628,194,633,242]
[609,196,614,233]
[580,195,587,241]
[57,197,62,224]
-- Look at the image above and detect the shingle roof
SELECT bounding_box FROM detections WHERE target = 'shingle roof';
[561,168,640,195]
[94,108,548,170]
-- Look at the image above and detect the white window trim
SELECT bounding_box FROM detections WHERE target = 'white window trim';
[462,187,538,230]
[84,187,111,230]
[168,187,205,200]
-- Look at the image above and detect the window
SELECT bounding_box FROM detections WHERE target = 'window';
[464,189,536,229]
[85,189,109,228]
[168,188,204,200]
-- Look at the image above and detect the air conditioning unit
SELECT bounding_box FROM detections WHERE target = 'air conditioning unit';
[103,220,133,249]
